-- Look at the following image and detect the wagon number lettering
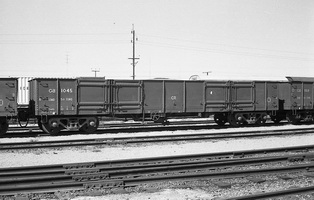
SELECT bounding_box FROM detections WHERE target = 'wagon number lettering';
[49,89,56,93]
[61,88,73,93]
[171,96,176,100]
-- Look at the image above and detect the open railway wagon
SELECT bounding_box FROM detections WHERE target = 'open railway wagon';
[26,77,307,135]
[0,78,18,134]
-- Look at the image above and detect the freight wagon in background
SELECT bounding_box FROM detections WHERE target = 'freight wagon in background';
[0,78,18,134]
[0,76,314,135]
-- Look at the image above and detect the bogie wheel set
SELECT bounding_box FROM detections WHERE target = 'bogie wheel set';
[39,117,99,135]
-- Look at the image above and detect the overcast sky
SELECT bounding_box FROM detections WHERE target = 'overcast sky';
[1,0,314,80]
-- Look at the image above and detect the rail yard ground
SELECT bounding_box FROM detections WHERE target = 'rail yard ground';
[1,123,314,199]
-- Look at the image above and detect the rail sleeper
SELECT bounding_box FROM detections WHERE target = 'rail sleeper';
[84,180,124,189]
[64,168,100,175]
[72,173,110,181]
[63,162,95,169]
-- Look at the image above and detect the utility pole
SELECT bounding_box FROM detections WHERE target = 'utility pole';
[202,71,212,76]
[128,24,139,80]
[91,68,100,77]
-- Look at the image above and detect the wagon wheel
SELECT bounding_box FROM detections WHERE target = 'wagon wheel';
[79,118,99,133]
[255,113,267,125]
[37,119,43,130]
[0,121,9,135]
[41,121,61,135]
[228,114,241,127]
[214,114,227,126]
[152,112,162,123]
[287,113,300,125]
[271,116,281,124]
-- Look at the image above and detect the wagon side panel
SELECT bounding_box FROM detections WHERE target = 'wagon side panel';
[254,82,266,111]
[266,82,279,111]
[185,81,204,112]
[204,81,229,112]
[59,79,77,115]
[164,81,184,113]
[142,80,163,114]
[230,81,255,111]
[77,78,110,115]
[111,80,142,114]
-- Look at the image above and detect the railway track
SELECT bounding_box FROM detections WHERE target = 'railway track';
[1,145,314,198]
[4,119,215,137]
[1,127,314,150]
[4,118,292,138]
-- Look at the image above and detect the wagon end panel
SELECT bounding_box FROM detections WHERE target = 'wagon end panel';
[31,79,58,115]
[112,80,142,115]
[142,80,163,114]
[185,81,204,112]
[204,81,229,112]
[30,79,77,116]
[77,78,110,115]
[0,78,18,116]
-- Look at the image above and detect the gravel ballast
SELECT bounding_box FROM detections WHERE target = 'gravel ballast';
[1,124,314,199]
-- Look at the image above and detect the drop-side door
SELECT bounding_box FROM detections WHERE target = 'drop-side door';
[204,81,229,112]
[230,81,255,111]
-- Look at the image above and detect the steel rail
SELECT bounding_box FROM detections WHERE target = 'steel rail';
[5,119,214,134]
[0,154,301,183]
[0,159,313,195]
[3,119,292,138]
[225,185,314,200]
[1,127,314,150]
[0,145,314,195]
[1,144,314,175]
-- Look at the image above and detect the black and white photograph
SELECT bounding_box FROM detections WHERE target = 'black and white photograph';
[1,0,314,199]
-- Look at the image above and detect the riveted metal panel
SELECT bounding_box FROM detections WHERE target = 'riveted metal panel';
[77,77,110,115]
[0,78,18,116]
[303,82,313,109]
[230,81,255,111]
[254,82,266,110]
[30,78,77,116]
[142,80,163,113]
[290,82,303,110]
[204,81,229,112]
[185,81,204,112]
[164,81,184,113]
[266,82,279,110]
[111,80,142,114]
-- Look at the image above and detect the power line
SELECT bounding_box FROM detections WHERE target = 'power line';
[0,32,128,36]
[0,39,129,45]
[138,33,314,57]
[138,41,314,62]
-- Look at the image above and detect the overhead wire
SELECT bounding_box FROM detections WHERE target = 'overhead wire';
[138,33,314,57]
[137,37,314,62]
